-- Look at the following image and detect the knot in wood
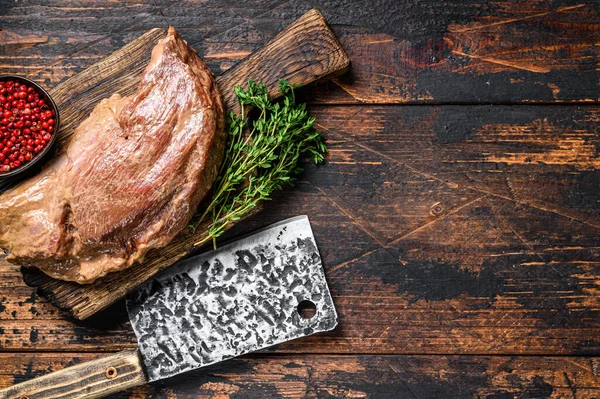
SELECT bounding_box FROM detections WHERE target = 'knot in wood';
[430,202,443,216]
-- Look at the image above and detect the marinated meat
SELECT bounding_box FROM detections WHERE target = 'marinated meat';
[0,27,225,283]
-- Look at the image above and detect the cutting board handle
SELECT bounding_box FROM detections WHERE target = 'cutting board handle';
[0,350,147,399]
[216,8,350,113]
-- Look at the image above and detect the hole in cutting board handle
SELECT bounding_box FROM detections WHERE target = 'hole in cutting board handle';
[297,300,317,319]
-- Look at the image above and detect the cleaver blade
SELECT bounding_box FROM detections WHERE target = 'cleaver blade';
[126,214,338,382]
[0,216,337,399]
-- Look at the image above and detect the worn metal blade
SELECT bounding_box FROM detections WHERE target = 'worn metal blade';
[126,215,338,382]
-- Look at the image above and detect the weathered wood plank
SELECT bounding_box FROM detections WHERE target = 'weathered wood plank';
[1,0,598,104]
[1,105,599,355]
[310,105,600,232]
[1,353,600,398]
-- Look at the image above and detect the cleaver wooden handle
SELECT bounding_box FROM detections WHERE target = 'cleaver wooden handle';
[216,8,350,114]
[0,350,147,399]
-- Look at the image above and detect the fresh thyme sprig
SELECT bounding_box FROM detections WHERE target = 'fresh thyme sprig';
[191,80,327,248]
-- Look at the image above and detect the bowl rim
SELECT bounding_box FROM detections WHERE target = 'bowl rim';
[0,75,61,179]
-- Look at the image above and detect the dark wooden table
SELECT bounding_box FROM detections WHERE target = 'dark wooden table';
[1,1,599,397]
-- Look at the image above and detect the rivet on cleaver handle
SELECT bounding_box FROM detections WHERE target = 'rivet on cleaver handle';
[126,215,338,382]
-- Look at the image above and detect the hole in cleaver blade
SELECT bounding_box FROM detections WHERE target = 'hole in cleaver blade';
[125,215,338,382]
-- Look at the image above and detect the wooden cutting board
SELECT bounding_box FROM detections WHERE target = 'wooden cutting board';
[18,9,350,320]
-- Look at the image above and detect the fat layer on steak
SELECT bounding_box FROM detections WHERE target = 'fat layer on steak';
[0,27,225,283]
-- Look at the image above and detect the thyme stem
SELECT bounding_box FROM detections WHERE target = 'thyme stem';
[191,80,327,248]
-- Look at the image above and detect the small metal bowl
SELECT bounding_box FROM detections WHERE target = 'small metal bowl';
[0,75,60,180]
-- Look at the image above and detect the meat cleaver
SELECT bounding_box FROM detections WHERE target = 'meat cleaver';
[0,216,337,399]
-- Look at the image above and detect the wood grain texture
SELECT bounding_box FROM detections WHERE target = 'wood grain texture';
[215,8,350,114]
[1,105,599,356]
[0,350,146,399]
[2,353,600,398]
[16,8,349,320]
[1,0,600,397]
[0,0,597,104]
[307,0,600,104]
